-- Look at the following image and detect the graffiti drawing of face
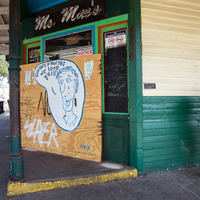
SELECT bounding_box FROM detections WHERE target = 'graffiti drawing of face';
[34,59,85,132]
[57,67,79,127]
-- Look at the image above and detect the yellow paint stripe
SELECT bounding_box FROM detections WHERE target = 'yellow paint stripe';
[7,169,137,196]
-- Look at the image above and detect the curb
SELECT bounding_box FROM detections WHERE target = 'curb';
[7,169,137,196]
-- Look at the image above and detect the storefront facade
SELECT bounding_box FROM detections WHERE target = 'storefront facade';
[19,0,200,174]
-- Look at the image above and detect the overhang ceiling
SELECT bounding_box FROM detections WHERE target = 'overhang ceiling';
[0,0,9,55]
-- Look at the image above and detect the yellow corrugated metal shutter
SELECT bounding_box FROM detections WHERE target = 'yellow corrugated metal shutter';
[141,0,200,96]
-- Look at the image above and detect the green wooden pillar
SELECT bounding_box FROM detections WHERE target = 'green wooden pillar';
[128,0,143,171]
[9,0,24,181]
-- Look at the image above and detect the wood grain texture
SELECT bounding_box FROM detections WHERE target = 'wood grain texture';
[20,54,102,162]
[141,0,200,96]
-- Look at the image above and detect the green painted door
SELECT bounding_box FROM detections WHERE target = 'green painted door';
[101,24,130,165]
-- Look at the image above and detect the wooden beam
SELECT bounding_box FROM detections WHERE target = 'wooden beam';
[0,44,9,54]
[0,45,8,54]
[0,44,9,50]
[0,36,9,42]
[0,49,9,55]
[0,24,9,30]
[0,7,9,15]
[0,15,9,35]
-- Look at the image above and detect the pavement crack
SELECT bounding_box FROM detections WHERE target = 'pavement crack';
[181,185,200,199]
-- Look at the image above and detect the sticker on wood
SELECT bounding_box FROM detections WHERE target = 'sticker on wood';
[20,54,102,162]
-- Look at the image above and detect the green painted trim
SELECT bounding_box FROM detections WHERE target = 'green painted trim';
[42,25,96,62]
[144,152,200,164]
[23,36,43,44]
[143,96,200,103]
[100,23,129,114]
[128,0,143,171]
[10,135,22,154]
[23,14,128,62]
[141,159,200,175]
[144,144,200,157]
[143,114,200,122]
[9,154,24,181]
[103,113,129,120]
[23,14,128,52]
[143,126,200,137]
[20,26,23,65]
[10,0,24,181]
[24,24,95,46]
[22,14,128,59]
[143,137,200,150]
[102,112,130,116]
[143,109,200,117]
[142,96,200,173]
[95,14,128,53]
[102,112,129,115]
[41,24,95,40]
[143,103,200,110]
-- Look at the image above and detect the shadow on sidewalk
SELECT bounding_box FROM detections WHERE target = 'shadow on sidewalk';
[0,110,10,198]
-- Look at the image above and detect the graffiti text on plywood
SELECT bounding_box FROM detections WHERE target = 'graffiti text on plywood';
[24,117,59,148]
[34,59,85,132]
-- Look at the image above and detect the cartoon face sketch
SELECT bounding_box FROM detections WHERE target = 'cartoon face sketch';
[34,59,85,132]
[57,67,79,128]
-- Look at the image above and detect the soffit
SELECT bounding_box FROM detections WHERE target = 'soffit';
[0,0,9,55]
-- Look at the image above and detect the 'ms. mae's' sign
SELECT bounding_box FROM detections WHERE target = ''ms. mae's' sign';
[34,0,105,36]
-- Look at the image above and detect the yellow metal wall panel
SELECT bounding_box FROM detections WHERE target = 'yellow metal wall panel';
[141,0,200,96]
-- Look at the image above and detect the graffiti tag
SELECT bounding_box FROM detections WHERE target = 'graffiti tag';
[37,91,51,116]
[80,144,90,150]
[129,25,134,61]
[24,117,59,148]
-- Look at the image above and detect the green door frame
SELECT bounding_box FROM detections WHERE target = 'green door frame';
[101,23,129,114]
[101,23,130,164]
[128,0,143,171]
[100,8,143,169]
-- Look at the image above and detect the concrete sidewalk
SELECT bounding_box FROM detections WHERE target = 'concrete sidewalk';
[0,111,137,197]
[0,110,10,199]
[7,148,137,196]
[5,166,200,200]
[2,110,200,200]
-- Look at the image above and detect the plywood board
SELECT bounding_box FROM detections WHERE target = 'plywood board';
[20,54,102,162]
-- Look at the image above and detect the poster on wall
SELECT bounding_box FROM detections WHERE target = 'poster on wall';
[34,0,106,36]
[105,29,126,50]
[28,46,41,64]
[20,54,102,162]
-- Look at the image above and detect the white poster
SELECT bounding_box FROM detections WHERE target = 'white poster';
[105,29,127,49]
[25,70,32,85]
[84,60,94,80]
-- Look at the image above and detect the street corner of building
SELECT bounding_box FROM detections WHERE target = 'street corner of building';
[7,168,138,197]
